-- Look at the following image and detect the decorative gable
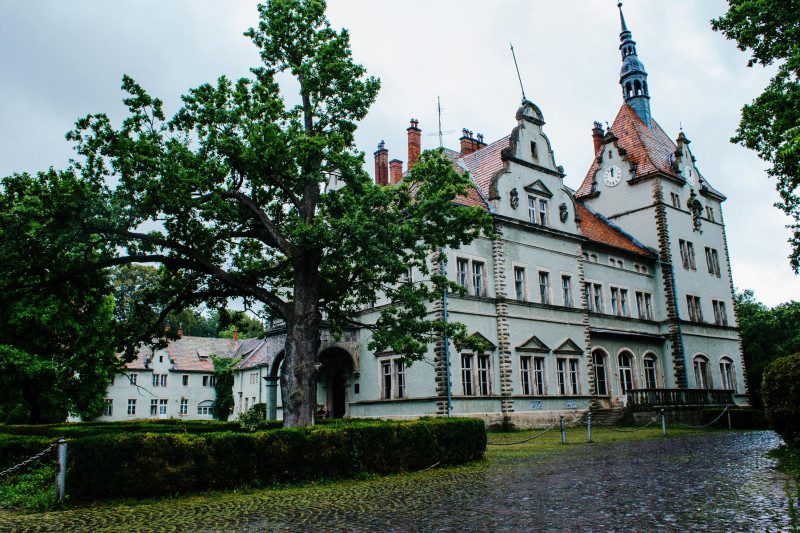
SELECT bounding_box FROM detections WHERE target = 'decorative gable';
[516,335,550,353]
[553,338,584,355]
[456,331,497,352]
[523,179,553,198]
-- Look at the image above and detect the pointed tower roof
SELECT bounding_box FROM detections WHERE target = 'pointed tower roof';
[617,3,652,128]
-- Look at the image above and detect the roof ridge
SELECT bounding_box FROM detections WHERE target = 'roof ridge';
[578,200,656,256]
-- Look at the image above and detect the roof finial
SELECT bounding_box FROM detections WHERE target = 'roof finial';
[618,2,628,32]
[679,121,683,133]
[510,42,527,102]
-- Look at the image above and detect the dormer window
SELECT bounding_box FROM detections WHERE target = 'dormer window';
[530,141,538,160]
[528,195,549,226]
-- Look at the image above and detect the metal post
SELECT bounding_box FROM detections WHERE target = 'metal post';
[55,439,66,504]
[727,408,732,430]
[441,253,452,417]
[661,408,666,437]
[587,413,592,443]
[560,415,566,444]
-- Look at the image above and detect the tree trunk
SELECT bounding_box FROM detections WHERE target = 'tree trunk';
[280,257,322,427]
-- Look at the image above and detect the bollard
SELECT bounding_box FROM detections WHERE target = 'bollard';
[587,413,592,443]
[560,415,566,445]
[661,408,666,437]
[727,408,732,430]
[55,439,67,504]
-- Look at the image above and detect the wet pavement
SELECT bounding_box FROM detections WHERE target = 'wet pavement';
[0,430,795,532]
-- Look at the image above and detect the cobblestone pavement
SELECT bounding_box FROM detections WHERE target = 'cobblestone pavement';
[0,430,794,532]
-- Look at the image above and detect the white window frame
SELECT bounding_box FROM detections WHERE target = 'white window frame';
[705,247,721,277]
[687,294,703,323]
[712,299,728,326]
[179,398,188,416]
[461,352,492,396]
[643,353,658,389]
[102,399,113,417]
[618,352,635,394]
[512,264,527,301]
[538,270,551,305]
[127,399,136,416]
[527,195,550,226]
[693,356,711,389]
[556,357,580,396]
[561,274,573,307]
[379,357,406,400]
[454,255,489,297]
[719,357,735,390]
[592,350,608,396]
[130,373,138,386]
[679,239,696,270]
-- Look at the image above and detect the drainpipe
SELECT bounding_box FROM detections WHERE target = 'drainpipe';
[442,253,452,416]
[663,260,689,388]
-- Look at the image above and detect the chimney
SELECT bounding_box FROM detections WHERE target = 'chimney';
[592,121,605,155]
[460,128,475,155]
[374,140,389,186]
[389,159,403,185]
[177,323,183,338]
[233,327,239,342]
[407,118,421,170]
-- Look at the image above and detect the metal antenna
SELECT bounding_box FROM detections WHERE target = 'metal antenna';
[438,96,443,148]
[510,42,527,102]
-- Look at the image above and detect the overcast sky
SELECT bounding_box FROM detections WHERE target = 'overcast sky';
[1,1,796,307]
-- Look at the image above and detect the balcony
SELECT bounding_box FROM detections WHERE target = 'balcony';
[626,388,734,409]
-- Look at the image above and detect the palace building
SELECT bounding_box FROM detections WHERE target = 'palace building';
[95,5,747,426]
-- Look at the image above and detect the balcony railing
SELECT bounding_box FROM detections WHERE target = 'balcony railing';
[626,388,734,408]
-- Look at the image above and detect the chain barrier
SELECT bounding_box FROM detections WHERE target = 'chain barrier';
[674,405,730,428]
[0,442,58,479]
[487,418,560,446]
[590,411,662,433]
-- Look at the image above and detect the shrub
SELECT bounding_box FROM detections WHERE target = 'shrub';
[63,417,485,501]
[700,408,769,429]
[762,353,800,447]
[237,403,282,432]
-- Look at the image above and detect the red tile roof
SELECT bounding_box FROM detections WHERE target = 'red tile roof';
[460,135,511,196]
[576,202,653,256]
[124,336,241,372]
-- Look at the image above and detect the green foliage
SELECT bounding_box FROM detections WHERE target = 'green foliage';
[734,289,800,408]
[712,1,800,271]
[700,408,768,429]
[0,462,58,512]
[762,353,800,447]
[212,355,239,421]
[61,418,485,502]
[238,403,272,432]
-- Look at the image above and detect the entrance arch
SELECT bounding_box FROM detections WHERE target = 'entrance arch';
[318,347,355,419]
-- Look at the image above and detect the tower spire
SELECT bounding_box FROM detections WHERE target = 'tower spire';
[617,3,652,128]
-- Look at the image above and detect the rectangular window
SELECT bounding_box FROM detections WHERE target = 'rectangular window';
[159,399,168,415]
[150,399,158,416]
[395,360,406,399]
[538,271,550,304]
[610,287,619,316]
[130,373,137,386]
[706,205,715,222]
[620,289,629,317]
[456,258,469,289]
[528,196,537,224]
[687,295,703,323]
[679,239,696,270]
[472,261,485,297]
[381,361,392,400]
[645,293,653,320]
[528,196,549,226]
[102,399,113,417]
[533,357,545,395]
[477,355,491,395]
[514,266,526,301]
[180,398,188,416]
[713,300,728,326]
[152,374,159,387]
[584,282,593,311]
[556,359,567,395]
[593,284,603,314]
[182,374,189,387]
[568,359,579,395]
[705,247,721,277]
[720,360,734,390]
[202,375,216,387]
[670,192,680,208]
[401,267,412,284]
[127,399,136,416]
[380,358,406,400]
[538,199,549,226]
[161,374,167,387]
[643,357,658,389]
[520,356,532,395]
[562,275,572,307]
[461,354,474,396]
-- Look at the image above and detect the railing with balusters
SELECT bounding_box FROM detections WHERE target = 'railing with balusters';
[626,388,734,408]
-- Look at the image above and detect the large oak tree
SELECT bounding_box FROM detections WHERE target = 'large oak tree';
[2,0,490,426]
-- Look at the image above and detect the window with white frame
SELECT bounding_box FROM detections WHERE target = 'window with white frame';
[679,239,696,270]
[150,399,158,416]
[182,374,189,386]
[520,356,545,395]
[130,373,138,386]
[180,398,188,416]
[712,300,728,326]
[153,374,167,387]
[127,399,136,416]
[528,195,550,226]
[513,266,526,301]
[670,192,680,208]
[538,271,550,304]
[461,353,491,396]
[635,291,653,320]
[158,399,168,415]
[693,356,711,388]
[472,261,486,297]
[611,287,620,316]
[556,358,580,395]
[719,357,735,390]
[706,205,715,222]
[202,375,216,387]
[618,352,635,394]
[643,354,658,389]
[705,247,721,277]
[584,282,603,312]
[456,258,469,289]
[620,289,629,317]
[197,400,215,415]
[249,372,259,385]
[562,275,573,307]
[102,399,113,417]
[592,350,608,396]
[380,358,406,400]
[401,267,412,284]
[455,257,488,297]
[687,295,703,323]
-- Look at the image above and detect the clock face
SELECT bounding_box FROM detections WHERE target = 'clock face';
[684,166,695,186]
[603,165,622,187]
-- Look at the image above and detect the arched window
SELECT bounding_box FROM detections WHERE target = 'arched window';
[643,353,658,389]
[618,351,634,394]
[643,81,648,96]
[626,82,632,99]
[197,400,215,416]
[593,349,608,396]
[719,357,735,390]
[634,80,642,96]
[693,355,712,389]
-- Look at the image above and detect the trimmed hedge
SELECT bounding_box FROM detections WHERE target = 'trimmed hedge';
[700,408,769,429]
[65,417,485,501]
[762,353,800,447]
[0,419,281,438]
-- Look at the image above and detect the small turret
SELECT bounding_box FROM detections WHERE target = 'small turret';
[617,2,652,128]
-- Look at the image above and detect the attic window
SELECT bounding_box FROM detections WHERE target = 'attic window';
[159,355,163,363]
[608,150,613,159]
[530,141,538,160]
[198,350,209,359]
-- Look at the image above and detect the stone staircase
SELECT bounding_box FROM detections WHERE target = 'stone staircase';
[585,408,626,427]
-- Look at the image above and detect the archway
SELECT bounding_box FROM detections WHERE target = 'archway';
[318,347,355,419]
